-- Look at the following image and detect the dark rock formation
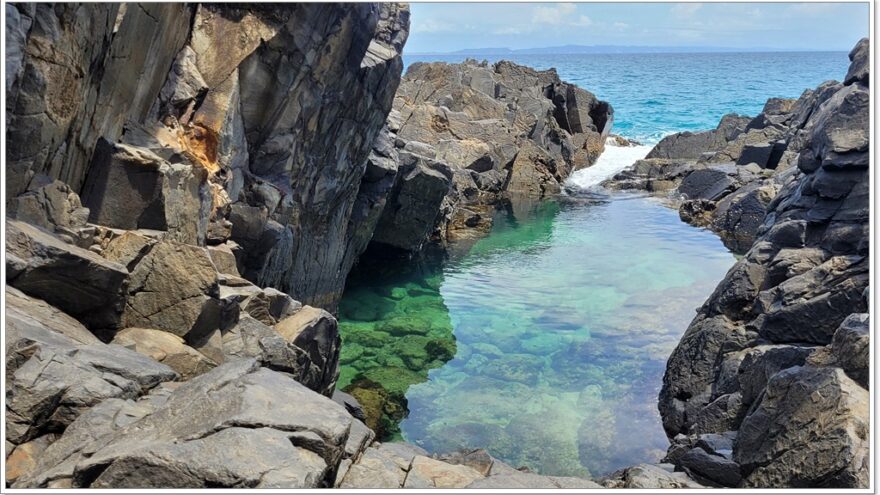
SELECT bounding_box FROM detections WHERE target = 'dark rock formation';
[656,39,870,488]
[6,2,410,310]
[373,59,614,251]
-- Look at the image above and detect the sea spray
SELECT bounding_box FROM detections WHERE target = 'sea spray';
[566,142,652,191]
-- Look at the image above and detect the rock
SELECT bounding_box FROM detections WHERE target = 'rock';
[111,328,216,380]
[18,360,355,488]
[6,289,176,446]
[736,142,774,168]
[809,313,870,388]
[646,114,749,159]
[735,366,869,488]
[121,240,223,344]
[337,444,412,488]
[434,448,494,476]
[6,220,129,331]
[845,37,869,86]
[81,139,211,246]
[9,176,90,231]
[275,306,342,396]
[677,166,737,201]
[678,447,742,487]
[600,463,705,489]
[403,455,484,488]
[207,242,242,276]
[332,391,368,422]
[467,471,601,489]
[371,151,452,251]
[505,140,562,197]
[710,181,777,253]
[5,434,57,485]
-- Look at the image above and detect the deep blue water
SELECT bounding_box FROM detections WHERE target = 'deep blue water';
[337,51,853,476]
[404,51,850,143]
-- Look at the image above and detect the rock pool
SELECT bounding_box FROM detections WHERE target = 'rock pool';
[337,147,736,477]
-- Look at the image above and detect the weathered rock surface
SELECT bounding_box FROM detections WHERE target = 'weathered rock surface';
[656,39,870,488]
[6,220,128,330]
[375,58,613,251]
[6,288,176,448]
[6,2,411,311]
[111,328,216,380]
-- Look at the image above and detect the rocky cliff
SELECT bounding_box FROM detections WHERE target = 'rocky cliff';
[367,59,614,252]
[646,38,869,488]
[6,2,409,310]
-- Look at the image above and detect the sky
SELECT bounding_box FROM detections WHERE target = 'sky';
[406,2,870,53]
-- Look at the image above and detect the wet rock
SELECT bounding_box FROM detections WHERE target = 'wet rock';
[735,366,869,488]
[6,220,128,330]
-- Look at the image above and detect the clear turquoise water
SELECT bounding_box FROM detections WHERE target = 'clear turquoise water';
[338,52,852,476]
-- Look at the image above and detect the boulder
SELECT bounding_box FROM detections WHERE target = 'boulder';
[9,175,90,231]
[844,37,869,86]
[17,360,355,488]
[275,307,342,396]
[678,447,742,487]
[121,240,223,344]
[6,220,129,330]
[111,328,217,380]
[600,463,704,489]
[371,151,452,251]
[467,471,601,489]
[81,139,211,246]
[6,289,176,446]
[5,434,57,486]
[735,366,868,488]
[677,166,737,201]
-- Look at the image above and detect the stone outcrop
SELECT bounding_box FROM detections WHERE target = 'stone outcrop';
[6,2,410,311]
[655,39,870,488]
[373,59,613,251]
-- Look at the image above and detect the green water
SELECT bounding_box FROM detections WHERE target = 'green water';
[338,192,735,477]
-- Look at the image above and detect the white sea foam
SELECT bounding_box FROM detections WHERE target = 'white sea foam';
[566,142,652,191]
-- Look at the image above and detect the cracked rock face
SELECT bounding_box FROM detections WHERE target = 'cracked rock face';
[6,3,410,311]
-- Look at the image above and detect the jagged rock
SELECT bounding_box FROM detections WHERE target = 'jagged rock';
[808,313,870,388]
[81,139,211,246]
[9,175,90,232]
[434,448,494,476]
[121,240,223,344]
[845,37,869,86]
[505,140,563,196]
[735,366,869,488]
[677,166,737,201]
[678,447,742,487]
[207,241,242,276]
[6,220,129,330]
[275,307,341,397]
[711,181,778,252]
[5,434,57,486]
[371,151,453,251]
[332,391,368,422]
[17,360,354,488]
[646,114,749,159]
[111,328,217,380]
[6,289,176,446]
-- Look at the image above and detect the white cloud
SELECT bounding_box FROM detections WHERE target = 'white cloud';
[613,22,629,30]
[573,15,593,27]
[671,3,703,17]
[412,18,457,34]
[533,3,578,25]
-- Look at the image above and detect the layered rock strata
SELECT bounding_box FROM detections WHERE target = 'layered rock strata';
[652,38,870,488]
[6,2,409,310]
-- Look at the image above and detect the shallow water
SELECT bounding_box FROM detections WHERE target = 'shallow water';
[338,144,737,476]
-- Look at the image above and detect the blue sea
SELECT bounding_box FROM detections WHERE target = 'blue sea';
[404,51,850,144]
[339,51,853,477]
